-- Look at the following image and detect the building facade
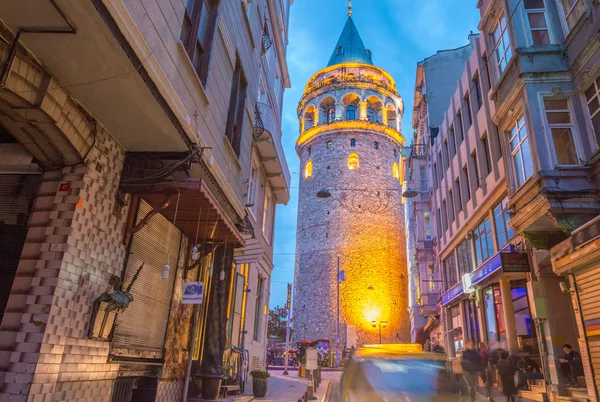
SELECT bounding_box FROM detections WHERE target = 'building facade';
[0,0,291,400]
[419,0,600,400]
[293,14,409,350]
[406,40,475,345]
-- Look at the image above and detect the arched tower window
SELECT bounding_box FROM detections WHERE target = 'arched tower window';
[367,107,375,122]
[346,105,356,120]
[348,153,359,170]
[304,160,313,178]
[393,162,399,179]
[350,138,356,147]
[327,107,335,123]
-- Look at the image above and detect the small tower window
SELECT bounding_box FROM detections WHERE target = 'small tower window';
[393,162,400,179]
[374,141,379,150]
[348,153,359,170]
[327,107,335,123]
[346,105,356,120]
[350,138,356,147]
[367,107,375,122]
[304,160,313,178]
[308,147,312,156]
[394,148,397,157]
[326,140,332,149]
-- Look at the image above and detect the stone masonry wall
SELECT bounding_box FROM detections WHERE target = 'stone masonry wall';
[0,126,128,402]
[294,130,409,347]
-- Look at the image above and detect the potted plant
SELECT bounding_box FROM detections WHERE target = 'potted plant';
[250,370,270,398]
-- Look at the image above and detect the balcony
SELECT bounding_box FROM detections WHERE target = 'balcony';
[254,102,291,204]
[412,143,427,158]
[418,292,440,316]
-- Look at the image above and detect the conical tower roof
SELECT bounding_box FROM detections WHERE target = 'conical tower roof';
[327,17,373,67]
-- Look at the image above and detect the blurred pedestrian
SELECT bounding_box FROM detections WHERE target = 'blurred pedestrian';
[496,351,517,402]
[461,342,482,402]
[479,342,494,401]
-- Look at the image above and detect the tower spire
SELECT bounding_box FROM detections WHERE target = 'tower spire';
[347,0,352,17]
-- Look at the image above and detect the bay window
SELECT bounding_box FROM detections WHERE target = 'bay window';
[544,98,579,165]
[509,115,534,187]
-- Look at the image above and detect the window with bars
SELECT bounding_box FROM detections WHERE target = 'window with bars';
[225,58,248,156]
[473,218,494,266]
[524,0,551,45]
[509,115,534,187]
[181,0,219,85]
[544,98,579,165]
[585,76,600,146]
[491,15,513,76]
[493,197,514,250]
[558,0,585,34]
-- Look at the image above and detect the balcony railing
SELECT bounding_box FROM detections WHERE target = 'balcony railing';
[418,292,440,307]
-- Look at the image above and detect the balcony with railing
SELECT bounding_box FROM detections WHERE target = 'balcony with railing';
[418,292,440,316]
[412,143,427,158]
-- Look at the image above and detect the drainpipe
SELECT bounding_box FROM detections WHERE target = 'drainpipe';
[0,0,76,87]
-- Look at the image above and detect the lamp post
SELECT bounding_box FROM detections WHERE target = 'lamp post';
[371,320,388,344]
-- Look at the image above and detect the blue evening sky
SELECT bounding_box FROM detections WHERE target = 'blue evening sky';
[270,0,481,308]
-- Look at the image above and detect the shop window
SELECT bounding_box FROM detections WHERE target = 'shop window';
[491,14,512,76]
[348,153,359,170]
[253,276,265,341]
[473,218,494,266]
[509,115,534,187]
[544,98,579,165]
[493,197,514,249]
[392,162,399,179]
[304,160,313,179]
[457,239,474,277]
[525,0,551,45]
[464,298,481,344]
[484,285,506,349]
[450,305,464,355]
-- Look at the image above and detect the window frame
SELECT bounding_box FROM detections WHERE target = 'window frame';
[367,107,376,122]
[464,92,473,130]
[542,95,581,166]
[508,114,534,188]
[327,107,335,123]
[523,0,553,46]
[304,159,313,179]
[473,73,483,110]
[348,153,360,170]
[247,159,259,215]
[557,0,586,35]
[473,217,494,266]
[493,197,514,250]
[224,57,248,157]
[181,0,220,85]
[490,14,513,78]
[253,275,265,341]
[346,105,356,120]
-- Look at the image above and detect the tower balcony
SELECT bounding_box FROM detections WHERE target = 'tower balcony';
[254,101,291,204]
[295,119,406,153]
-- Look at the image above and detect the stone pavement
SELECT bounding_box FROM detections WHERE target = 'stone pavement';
[249,371,340,402]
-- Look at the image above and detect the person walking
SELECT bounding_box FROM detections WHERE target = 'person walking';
[480,342,494,401]
[496,351,517,402]
[462,342,482,402]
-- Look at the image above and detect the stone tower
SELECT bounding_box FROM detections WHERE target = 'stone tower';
[293,13,409,348]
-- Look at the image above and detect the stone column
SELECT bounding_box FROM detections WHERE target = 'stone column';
[359,101,367,120]
[313,108,320,126]
[300,118,305,133]
[499,276,519,354]
[382,108,388,125]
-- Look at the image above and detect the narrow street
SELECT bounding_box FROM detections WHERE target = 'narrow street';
[250,370,341,402]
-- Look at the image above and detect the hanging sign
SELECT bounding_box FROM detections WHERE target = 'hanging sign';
[182,282,204,304]
[462,273,474,294]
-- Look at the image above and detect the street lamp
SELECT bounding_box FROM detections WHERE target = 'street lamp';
[372,320,388,344]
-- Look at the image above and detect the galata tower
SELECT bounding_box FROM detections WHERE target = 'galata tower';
[293,7,409,348]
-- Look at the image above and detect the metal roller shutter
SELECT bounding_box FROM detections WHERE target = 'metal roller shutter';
[112,199,182,359]
[576,266,600,392]
[0,174,40,322]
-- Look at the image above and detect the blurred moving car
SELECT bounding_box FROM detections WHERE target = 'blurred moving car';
[339,344,460,402]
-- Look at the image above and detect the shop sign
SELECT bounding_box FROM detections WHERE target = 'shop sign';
[471,253,503,285]
[442,281,464,306]
[501,253,530,272]
[462,273,474,294]
[182,282,204,304]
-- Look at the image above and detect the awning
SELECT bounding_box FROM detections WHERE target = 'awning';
[122,178,245,247]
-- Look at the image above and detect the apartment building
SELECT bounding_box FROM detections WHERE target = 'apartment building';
[0,0,291,401]
[423,0,600,400]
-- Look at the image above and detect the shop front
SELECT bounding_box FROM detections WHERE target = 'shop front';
[552,215,600,402]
